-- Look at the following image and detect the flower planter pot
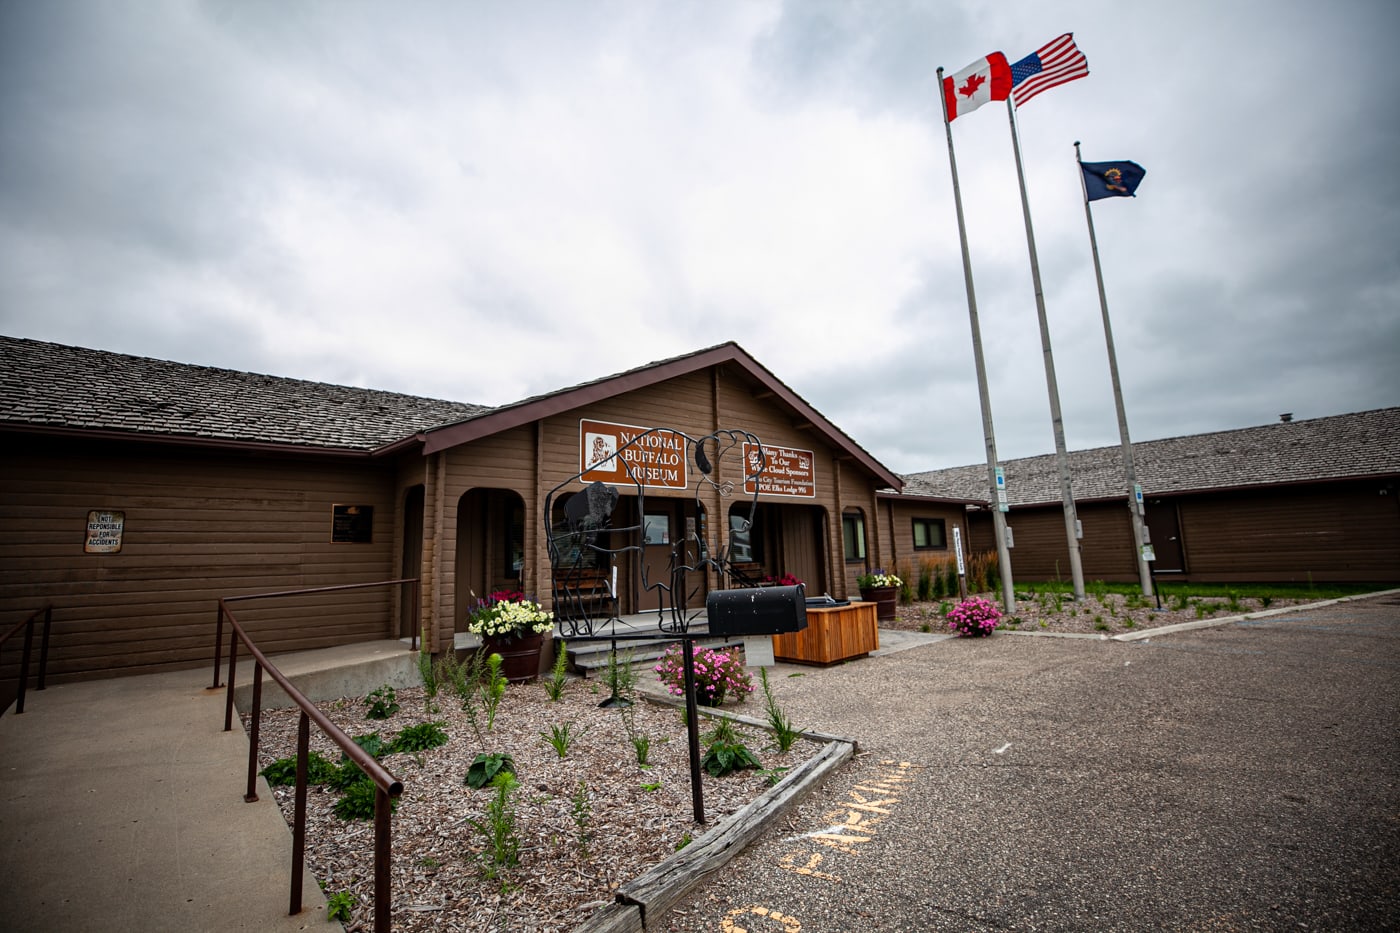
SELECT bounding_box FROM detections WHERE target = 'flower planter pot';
[858,585,898,622]
[481,632,546,683]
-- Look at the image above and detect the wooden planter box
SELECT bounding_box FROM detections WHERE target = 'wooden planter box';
[771,602,879,665]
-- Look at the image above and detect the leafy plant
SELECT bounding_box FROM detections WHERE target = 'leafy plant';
[675,832,692,851]
[364,685,400,720]
[348,731,388,760]
[758,667,802,752]
[654,644,753,706]
[391,720,449,754]
[701,718,761,777]
[333,778,399,820]
[325,890,355,922]
[603,646,637,705]
[540,721,582,759]
[260,751,339,787]
[465,752,517,789]
[758,766,790,786]
[571,780,592,859]
[436,651,475,704]
[418,651,438,698]
[325,760,366,793]
[544,639,569,701]
[618,705,651,766]
[480,653,507,731]
[469,772,520,874]
[640,781,662,792]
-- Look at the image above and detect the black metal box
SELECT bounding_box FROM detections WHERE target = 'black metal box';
[705,584,808,636]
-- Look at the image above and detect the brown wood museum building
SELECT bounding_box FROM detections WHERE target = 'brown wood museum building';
[4,336,1395,686]
[1,336,970,683]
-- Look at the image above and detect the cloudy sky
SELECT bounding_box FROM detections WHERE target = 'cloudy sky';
[3,0,1397,473]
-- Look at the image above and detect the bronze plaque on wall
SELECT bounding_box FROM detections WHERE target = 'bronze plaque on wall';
[331,504,374,543]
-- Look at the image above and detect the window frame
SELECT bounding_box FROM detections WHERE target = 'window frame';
[912,517,948,550]
[842,512,866,562]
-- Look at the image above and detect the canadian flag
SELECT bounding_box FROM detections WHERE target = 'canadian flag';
[943,52,1011,121]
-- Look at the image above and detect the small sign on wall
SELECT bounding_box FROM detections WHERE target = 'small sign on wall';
[85,510,125,553]
[742,442,816,498]
[331,505,374,543]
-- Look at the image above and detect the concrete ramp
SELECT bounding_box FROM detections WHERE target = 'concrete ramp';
[0,665,328,932]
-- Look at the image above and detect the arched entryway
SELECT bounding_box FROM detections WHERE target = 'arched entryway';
[726,501,829,594]
[455,487,527,633]
[401,484,424,639]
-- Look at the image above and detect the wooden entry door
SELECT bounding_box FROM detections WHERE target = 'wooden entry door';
[1145,499,1186,573]
[639,500,680,612]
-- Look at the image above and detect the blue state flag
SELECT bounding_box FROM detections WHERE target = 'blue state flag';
[1081,160,1145,200]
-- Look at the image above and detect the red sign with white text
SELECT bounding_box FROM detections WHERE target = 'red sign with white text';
[742,442,816,498]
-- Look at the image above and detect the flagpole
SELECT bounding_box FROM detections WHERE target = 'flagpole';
[1075,141,1153,597]
[938,66,1015,613]
[1005,97,1086,601]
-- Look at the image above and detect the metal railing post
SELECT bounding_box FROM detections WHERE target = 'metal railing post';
[375,787,392,933]
[212,601,226,689]
[223,630,239,732]
[291,711,309,917]
[244,662,263,802]
[16,613,34,714]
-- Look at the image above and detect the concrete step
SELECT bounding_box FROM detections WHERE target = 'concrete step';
[565,635,746,677]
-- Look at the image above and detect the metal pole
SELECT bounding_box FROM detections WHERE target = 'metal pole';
[291,712,309,916]
[681,636,705,824]
[938,66,1015,612]
[1075,141,1154,598]
[1007,99,1086,601]
[244,663,263,802]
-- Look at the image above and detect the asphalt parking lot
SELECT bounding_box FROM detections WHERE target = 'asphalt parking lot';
[658,593,1400,932]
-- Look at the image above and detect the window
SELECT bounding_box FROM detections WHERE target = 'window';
[912,517,947,550]
[842,512,866,562]
[729,512,754,563]
[505,502,525,578]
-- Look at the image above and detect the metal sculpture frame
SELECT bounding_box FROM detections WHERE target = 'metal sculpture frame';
[543,427,769,822]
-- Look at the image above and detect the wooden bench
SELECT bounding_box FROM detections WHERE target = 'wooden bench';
[552,565,616,624]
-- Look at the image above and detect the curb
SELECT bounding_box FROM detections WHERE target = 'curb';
[575,696,858,933]
[1110,587,1400,641]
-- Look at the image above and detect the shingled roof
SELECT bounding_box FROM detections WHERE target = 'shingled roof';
[900,407,1400,506]
[0,336,487,452]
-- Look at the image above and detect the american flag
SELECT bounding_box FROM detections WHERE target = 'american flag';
[1010,33,1088,107]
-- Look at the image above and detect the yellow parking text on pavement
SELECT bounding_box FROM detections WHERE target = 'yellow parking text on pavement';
[775,760,922,882]
[720,904,802,932]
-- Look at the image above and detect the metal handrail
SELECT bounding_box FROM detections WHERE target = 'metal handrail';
[210,578,421,691]
[214,582,418,932]
[0,606,53,715]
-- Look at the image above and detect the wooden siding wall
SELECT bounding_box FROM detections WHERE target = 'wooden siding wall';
[965,479,1400,585]
[881,500,974,586]
[0,436,399,682]
[424,366,874,651]
[1175,481,1400,583]
[837,458,878,597]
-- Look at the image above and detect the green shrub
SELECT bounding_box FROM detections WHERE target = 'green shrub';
[465,752,517,789]
[333,778,399,820]
[325,891,355,922]
[391,720,449,754]
[364,685,400,720]
[260,751,338,787]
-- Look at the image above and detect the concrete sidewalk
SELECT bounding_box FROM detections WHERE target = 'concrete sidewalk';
[0,664,329,932]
